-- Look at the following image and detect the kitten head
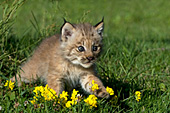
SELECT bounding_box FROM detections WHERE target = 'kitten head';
[60,19,104,68]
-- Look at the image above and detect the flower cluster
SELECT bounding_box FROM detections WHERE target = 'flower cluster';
[106,86,114,95]
[4,79,117,109]
[30,86,81,108]
[135,91,141,102]
[66,89,79,108]
[84,81,115,108]
[31,84,57,104]
[90,80,99,91]
[4,80,15,90]
[84,94,98,108]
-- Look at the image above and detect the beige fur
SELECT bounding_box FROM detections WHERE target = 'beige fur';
[11,19,109,98]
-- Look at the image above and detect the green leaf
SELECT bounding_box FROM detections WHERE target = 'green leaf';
[159,83,166,92]
[10,92,15,101]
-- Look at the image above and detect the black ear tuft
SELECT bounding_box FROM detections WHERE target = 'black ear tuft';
[94,17,104,27]
[101,17,104,22]
[60,19,75,42]
[60,18,67,34]
[63,18,67,23]
[94,18,104,36]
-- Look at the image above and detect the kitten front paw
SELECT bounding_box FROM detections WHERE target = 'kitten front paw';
[96,88,110,99]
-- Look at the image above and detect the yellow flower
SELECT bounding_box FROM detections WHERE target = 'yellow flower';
[64,89,79,108]
[106,86,114,95]
[32,84,57,103]
[60,91,68,101]
[72,99,77,105]
[84,94,97,108]
[30,99,36,104]
[43,84,57,101]
[65,101,73,108]
[33,86,44,95]
[33,96,38,100]
[71,89,79,104]
[92,80,95,85]
[4,80,15,90]
[135,91,141,96]
[135,91,141,102]
[92,84,99,91]
[90,80,99,91]
[72,89,79,96]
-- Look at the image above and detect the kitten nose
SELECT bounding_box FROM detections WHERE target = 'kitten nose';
[87,56,94,61]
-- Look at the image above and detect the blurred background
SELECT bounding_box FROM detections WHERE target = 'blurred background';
[1,0,170,38]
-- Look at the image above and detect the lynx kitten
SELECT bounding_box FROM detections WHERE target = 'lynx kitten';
[11,19,109,98]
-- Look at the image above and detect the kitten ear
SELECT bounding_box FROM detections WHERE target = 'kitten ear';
[60,19,75,41]
[94,18,104,36]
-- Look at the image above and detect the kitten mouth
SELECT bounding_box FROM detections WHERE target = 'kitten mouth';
[82,59,95,64]
[80,62,93,68]
[79,57,95,67]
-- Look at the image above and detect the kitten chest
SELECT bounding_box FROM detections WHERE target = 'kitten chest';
[64,67,84,89]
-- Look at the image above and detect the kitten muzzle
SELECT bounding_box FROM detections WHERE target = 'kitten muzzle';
[86,56,94,61]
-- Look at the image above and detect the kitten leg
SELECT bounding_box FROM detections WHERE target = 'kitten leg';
[11,63,40,86]
[47,75,64,96]
[11,73,36,86]
[80,74,109,98]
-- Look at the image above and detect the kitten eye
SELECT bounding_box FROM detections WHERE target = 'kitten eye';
[92,46,98,51]
[78,46,85,52]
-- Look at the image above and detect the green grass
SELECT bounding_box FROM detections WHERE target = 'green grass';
[1,0,170,112]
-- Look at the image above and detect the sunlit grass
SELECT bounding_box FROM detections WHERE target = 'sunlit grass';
[1,0,170,112]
